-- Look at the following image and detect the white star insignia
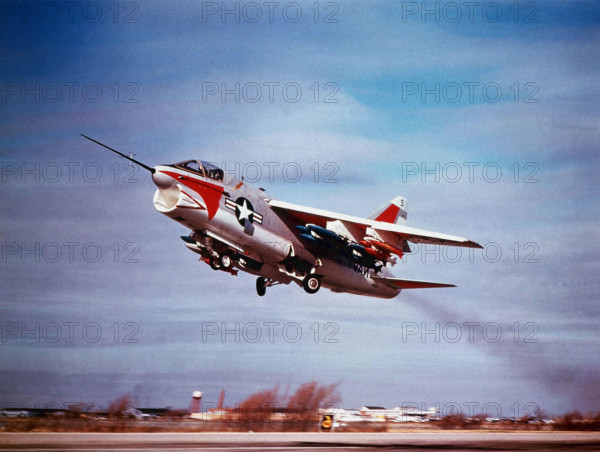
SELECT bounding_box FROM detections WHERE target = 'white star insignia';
[237,200,253,222]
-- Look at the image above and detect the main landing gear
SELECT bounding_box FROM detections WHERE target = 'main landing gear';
[256,274,321,296]
[302,274,321,294]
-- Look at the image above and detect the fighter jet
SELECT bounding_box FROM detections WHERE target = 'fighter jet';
[82,135,482,299]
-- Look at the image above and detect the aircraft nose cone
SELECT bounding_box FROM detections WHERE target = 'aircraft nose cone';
[152,170,174,188]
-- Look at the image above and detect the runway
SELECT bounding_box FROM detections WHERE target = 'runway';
[1,432,600,451]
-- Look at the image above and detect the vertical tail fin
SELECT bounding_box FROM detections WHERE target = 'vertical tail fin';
[368,196,407,224]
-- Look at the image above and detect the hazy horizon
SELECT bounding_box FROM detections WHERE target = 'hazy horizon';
[1,0,598,418]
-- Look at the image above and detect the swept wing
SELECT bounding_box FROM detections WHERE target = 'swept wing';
[268,199,482,249]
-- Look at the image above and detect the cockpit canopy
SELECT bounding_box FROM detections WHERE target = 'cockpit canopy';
[174,160,224,182]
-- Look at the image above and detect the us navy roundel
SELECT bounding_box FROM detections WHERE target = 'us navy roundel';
[225,197,263,227]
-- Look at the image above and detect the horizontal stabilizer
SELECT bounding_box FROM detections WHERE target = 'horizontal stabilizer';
[372,276,455,289]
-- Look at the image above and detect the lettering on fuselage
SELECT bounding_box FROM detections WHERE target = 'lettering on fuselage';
[338,253,371,278]
[352,260,371,278]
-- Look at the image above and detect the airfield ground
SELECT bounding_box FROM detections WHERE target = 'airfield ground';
[1,431,600,451]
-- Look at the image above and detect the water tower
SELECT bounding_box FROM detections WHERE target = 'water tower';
[189,391,202,415]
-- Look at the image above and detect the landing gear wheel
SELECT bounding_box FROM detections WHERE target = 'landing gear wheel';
[209,257,221,270]
[220,254,232,269]
[256,277,266,297]
[303,275,321,294]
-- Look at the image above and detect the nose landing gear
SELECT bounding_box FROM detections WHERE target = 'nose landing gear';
[256,277,280,296]
[256,277,267,296]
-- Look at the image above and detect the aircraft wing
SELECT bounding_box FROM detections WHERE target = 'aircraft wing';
[268,199,371,230]
[268,199,482,249]
[372,276,455,289]
[373,222,483,249]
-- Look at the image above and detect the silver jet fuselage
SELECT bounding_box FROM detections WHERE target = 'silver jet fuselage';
[151,163,400,298]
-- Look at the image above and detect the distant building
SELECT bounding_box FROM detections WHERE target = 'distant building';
[319,405,439,424]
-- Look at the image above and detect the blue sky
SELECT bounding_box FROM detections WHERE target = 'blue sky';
[1,0,599,417]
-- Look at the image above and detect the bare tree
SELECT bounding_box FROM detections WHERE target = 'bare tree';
[234,381,341,431]
[286,381,341,423]
[66,403,82,420]
[108,394,132,420]
[237,386,280,422]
